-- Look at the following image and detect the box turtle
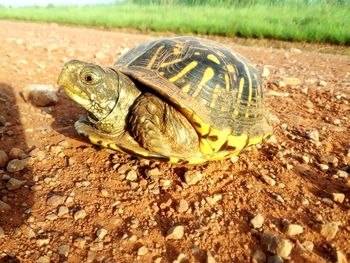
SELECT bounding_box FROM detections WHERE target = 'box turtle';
[58,36,272,164]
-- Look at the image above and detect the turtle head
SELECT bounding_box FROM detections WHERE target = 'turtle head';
[58,60,120,123]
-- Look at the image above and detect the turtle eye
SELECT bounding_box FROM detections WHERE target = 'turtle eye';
[81,70,100,85]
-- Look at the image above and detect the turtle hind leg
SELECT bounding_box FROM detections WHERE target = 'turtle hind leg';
[128,92,202,160]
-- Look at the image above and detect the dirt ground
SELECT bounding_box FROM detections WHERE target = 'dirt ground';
[0,20,349,263]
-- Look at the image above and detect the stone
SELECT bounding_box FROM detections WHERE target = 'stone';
[96,228,108,240]
[332,193,345,203]
[305,129,319,142]
[6,177,26,190]
[336,250,348,263]
[336,170,349,178]
[261,66,270,78]
[267,255,283,263]
[166,225,184,240]
[230,156,239,163]
[282,77,301,86]
[6,158,28,172]
[333,119,341,125]
[177,199,189,213]
[206,251,216,263]
[0,150,9,168]
[318,163,329,171]
[252,249,266,263]
[74,209,87,220]
[320,222,339,240]
[145,167,161,179]
[46,195,66,208]
[58,244,70,257]
[22,225,36,238]
[0,226,4,238]
[318,80,327,86]
[184,171,203,185]
[36,256,51,263]
[22,84,58,107]
[302,241,314,252]
[36,238,50,247]
[0,200,11,210]
[205,194,222,206]
[57,206,69,217]
[274,237,293,258]
[8,147,27,160]
[125,169,138,181]
[74,237,87,249]
[285,224,303,236]
[261,174,276,186]
[137,246,148,256]
[250,214,264,229]
[45,213,58,221]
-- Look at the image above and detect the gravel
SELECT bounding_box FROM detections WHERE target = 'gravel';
[46,195,66,208]
[261,174,276,186]
[57,206,69,217]
[166,225,184,240]
[177,199,189,213]
[250,214,264,229]
[332,193,345,203]
[6,158,28,172]
[320,222,340,240]
[137,246,148,256]
[96,228,108,240]
[22,84,58,107]
[0,150,9,168]
[285,224,304,236]
[74,209,87,221]
[58,244,70,257]
[6,177,26,190]
[184,170,203,185]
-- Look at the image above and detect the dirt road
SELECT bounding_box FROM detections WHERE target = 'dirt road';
[0,20,349,263]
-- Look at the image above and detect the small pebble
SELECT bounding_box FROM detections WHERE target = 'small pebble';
[0,150,9,168]
[74,237,87,249]
[267,255,283,263]
[57,206,69,217]
[336,170,349,178]
[250,214,264,229]
[58,244,70,257]
[22,225,36,238]
[205,194,222,206]
[333,119,341,125]
[126,170,138,181]
[261,174,276,186]
[0,200,11,210]
[6,159,28,172]
[252,249,266,263]
[305,129,319,142]
[166,225,184,240]
[22,84,58,107]
[46,195,66,208]
[0,226,4,238]
[74,209,87,221]
[332,193,345,203]
[45,213,58,221]
[36,256,51,263]
[230,156,239,163]
[318,80,327,86]
[320,222,340,240]
[36,238,50,247]
[274,237,293,258]
[137,246,148,256]
[336,250,348,263]
[8,147,27,160]
[184,171,203,185]
[302,240,314,252]
[282,77,301,86]
[6,178,26,190]
[206,251,216,263]
[177,199,189,213]
[285,224,304,236]
[96,228,108,240]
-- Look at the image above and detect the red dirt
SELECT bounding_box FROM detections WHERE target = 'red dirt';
[0,20,349,263]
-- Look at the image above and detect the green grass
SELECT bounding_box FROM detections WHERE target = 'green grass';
[0,1,349,45]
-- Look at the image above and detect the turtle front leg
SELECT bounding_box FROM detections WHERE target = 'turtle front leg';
[128,93,201,159]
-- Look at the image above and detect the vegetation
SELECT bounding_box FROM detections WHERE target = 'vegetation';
[0,0,349,45]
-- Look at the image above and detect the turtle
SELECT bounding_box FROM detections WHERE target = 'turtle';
[58,36,272,164]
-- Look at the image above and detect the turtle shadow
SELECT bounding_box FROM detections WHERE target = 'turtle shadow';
[0,83,33,260]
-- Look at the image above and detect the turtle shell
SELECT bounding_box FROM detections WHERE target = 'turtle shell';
[113,36,271,157]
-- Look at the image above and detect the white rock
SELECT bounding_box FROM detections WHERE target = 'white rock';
[126,170,138,181]
[74,209,87,221]
[58,244,70,257]
[305,129,319,142]
[282,77,301,86]
[332,193,345,203]
[177,199,189,213]
[250,214,264,229]
[96,228,108,240]
[184,171,203,185]
[320,222,340,240]
[261,66,270,78]
[302,240,314,252]
[261,174,276,186]
[46,195,66,208]
[166,225,184,240]
[286,224,303,236]
[57,206,69,217]
[205,194,222,206]
[22,84,58,107]
[6,178,26,190]
[137,246,148,256]
[274,237,293,258]
[337,170,349,178]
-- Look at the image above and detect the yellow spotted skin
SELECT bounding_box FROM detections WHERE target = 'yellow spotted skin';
[108,36,272,163]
